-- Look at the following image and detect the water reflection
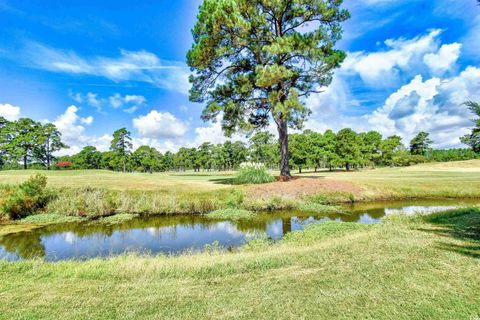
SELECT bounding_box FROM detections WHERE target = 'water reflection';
[0,199,477,261]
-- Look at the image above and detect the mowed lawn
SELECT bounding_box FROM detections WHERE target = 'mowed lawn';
[1,160,480,198]
[0,209,480,319]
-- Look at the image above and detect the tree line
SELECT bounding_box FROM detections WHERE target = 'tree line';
[1,102,479,173]
[42,129,480,173]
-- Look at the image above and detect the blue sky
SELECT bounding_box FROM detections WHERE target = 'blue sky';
[0,0,479,154]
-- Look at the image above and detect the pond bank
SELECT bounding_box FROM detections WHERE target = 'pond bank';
[1,199,479,261]
[1,207,479,319]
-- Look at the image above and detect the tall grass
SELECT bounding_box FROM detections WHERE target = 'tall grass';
[233,163,276,185]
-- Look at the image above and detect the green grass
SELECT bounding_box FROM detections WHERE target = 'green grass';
[1,208,479,319]
[1,160,480,226]
[206,208,254,221]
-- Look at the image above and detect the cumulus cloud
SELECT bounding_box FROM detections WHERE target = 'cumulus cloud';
[133,110,188,139]
[305,67,480,149]
[342,29,442,85]
[423,43,461,76]
[22,42,190,94]
[0,103,21,121]
[53,105,111,155]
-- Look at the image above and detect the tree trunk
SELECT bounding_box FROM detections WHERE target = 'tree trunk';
[123,159,126,173]
[24,155,27,170]
[346,163,350,171]
[298,167,302,174]
[47,154,51,170]
[277,119,291,179]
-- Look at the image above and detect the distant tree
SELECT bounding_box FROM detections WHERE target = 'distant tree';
[197,142,213,171]
[380,135,403,166]
[460,101,480,153]
[335,128,361,171]
[230,141,248,169]
[303,130,324,171]
[188,0,350,179]
[110,128,133,173]
[360,131,382,167]
[323,130,339,171]
[162,151,174,171]
[0,117,10,167]
[249,132,275,165]
[289,133,309,173]
[130,146,162,173]
[35,123,68,170]
[72,146,102,169]
[410,132,433,156]
[4,118,43,169]
[98,151,113,170]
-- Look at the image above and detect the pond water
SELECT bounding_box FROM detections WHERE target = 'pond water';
[0,199,478,261]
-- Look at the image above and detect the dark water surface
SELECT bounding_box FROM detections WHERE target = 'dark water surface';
[1,199,478,261]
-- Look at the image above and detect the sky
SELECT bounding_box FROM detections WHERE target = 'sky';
[0,0,479,154]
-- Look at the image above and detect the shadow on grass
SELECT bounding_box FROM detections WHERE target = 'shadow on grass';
[209,178,235,185]
[419,208,480,258]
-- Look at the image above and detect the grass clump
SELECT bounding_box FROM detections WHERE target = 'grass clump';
[296,202,345,214]
[20,214,81,225]
[207,208,254,221]
[0,174,56,220]
[233,163,275,185]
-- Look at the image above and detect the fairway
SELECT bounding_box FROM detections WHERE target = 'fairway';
[1,160,479,198]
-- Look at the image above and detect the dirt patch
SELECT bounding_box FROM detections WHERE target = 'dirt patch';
[246,177,362,199]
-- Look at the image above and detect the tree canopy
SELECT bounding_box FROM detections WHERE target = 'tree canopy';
[460,101,480,153]
[410,132,433,156]
[187,0,349,178]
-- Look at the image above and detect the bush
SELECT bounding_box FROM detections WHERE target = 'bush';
[233,162,276,185]
[0,174,56,220]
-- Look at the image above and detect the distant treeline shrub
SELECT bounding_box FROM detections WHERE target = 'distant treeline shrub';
[429,149,480,162]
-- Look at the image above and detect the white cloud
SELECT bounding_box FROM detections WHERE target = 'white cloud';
[423,43,461,76]
[23,42,190,94]
[192,114,248,146]
[52,105,111,155]
[108,93,146,109]
[124,95,146,105]
[342,29,442,85]
[305,66,480,149]
[133,110,188,139]
[70,92,146,113]
[0,103,21,121]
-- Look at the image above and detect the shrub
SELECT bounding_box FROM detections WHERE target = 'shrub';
[233,162,276,185]
[0,174,56,220]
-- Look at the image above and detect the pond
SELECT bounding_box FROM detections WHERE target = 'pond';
[0,198,478,261]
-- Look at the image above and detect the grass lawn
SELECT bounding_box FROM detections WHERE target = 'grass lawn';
[0,208,479,319]
[1,160,479,195]
[0,160,479,223]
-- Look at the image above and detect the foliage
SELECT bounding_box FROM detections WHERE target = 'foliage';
[233,163,276,185]
[460,100,480,153]
[429,148,479,162]
[410,131,432,156]
[187,0,349,177]
[0,174,55,220]
[0,118,67,170]
[110,128,133,173]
